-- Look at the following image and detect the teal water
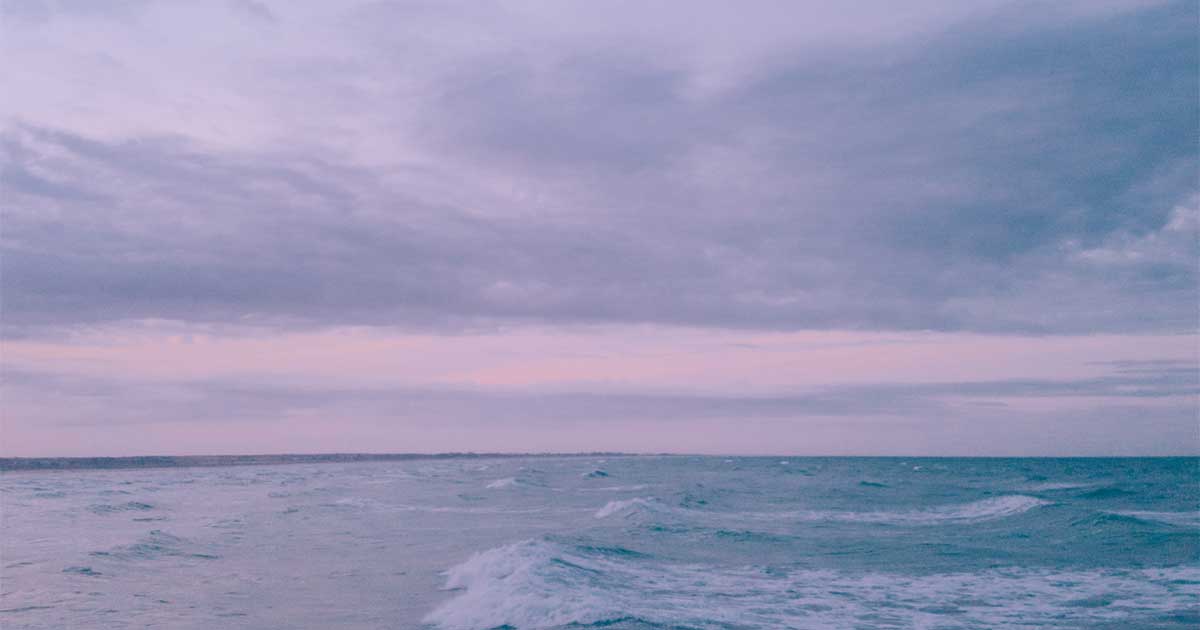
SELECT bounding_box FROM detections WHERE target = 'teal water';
[2,456,1197,628]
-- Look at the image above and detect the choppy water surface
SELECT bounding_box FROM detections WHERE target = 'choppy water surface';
[2,456,1197,628]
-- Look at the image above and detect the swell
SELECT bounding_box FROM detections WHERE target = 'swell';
[87,530,219,562]
[87,501,155,515]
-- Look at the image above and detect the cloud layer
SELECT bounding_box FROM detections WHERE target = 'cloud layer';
[3,0,1196,335]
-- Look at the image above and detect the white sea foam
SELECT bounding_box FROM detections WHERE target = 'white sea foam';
[330,496,558,515]
[594,497,654,519]
[771,495,1052,525]
[485,477,518,489]
[426,540,612,628]
[918,495,1051,523]
[1025,481,1094,492]
[593,495,1049,526]
[392,504,554,515]
[425,538,1200,630]
[580,484,650,492]
[329,497,393,511]
[1107,510,1200,528]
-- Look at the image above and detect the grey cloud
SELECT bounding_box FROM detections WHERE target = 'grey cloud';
[1091,359,1197,375]
[1,1,1196,335]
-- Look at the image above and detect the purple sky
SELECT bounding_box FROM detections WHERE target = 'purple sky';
[1,0,1196,456]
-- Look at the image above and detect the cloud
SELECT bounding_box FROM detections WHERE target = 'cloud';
[2,1,1196,457]
[2,1,1195,336]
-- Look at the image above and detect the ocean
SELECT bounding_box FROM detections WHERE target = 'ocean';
[1,456,1197,629]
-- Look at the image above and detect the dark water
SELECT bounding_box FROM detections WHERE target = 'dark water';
[2,456,1197,628]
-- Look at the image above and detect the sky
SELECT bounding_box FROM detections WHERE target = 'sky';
[0,0,1196,456]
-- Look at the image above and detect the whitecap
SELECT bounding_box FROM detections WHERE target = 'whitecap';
[580,484,650,493]
[921,495,1051,523]
[1026,481,1093,492]
[424,538,1200,630]
[594,497,654,519]
[1105,510,1200,528]
[485,477,518,489]
[754,495,1051,526]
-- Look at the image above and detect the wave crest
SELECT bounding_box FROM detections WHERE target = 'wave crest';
[1105,510,1200,528]
[591,495,1049,526]
[424,539,1200,630]
[771,495,1051,525]
[594,497,655,519]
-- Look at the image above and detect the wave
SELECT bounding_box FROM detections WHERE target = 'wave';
[1079,486,1139,500]
[901,495,1050,523]
[593,495,1049,526]
[325,497,395,511]
[595,498,654,519]
[711,529,792,544]
[1104,510,1200,528]
[89,530,218,562]
[1025,482,1094,492]
[326,497,554,515]
[62,566,102,577]
[424,539,1200,630]
[87,501,154,515]
[580,484,650,493]
[485,477,518,489]
[767,495,1052,526]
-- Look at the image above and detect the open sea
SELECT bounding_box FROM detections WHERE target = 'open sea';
[1,456,1197,629]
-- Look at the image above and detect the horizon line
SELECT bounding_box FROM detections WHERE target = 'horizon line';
[3,451,1197,473]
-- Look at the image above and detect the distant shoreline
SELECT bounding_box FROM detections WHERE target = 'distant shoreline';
[0,452,629,472]
[1,453,1194,472]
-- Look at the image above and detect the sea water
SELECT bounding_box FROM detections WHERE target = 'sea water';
[1,456,1197,628]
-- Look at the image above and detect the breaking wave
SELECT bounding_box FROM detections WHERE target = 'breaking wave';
[1104,510,1200,529]
[594,498,655,519]
[424,538,1200,630]
[593,495,1050,526]
[1025,481,1094,492]
[842,495,1051,525]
